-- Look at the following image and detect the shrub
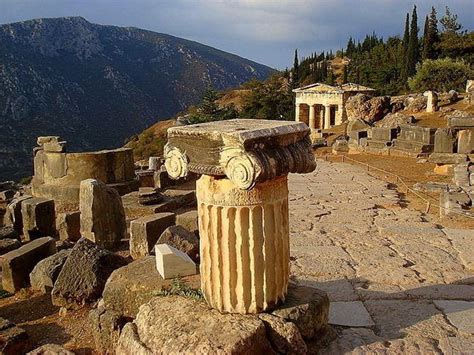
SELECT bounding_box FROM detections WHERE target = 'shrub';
[408,58,473,92]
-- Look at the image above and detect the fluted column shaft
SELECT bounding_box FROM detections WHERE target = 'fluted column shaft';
[196,175,289,314]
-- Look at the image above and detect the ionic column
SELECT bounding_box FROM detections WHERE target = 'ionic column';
[309,105,316,130]
[324,105,331,129]
[197,175,289,313]
[295,104,300,122]
[164,119,316,314]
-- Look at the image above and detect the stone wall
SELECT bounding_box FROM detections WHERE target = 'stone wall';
[32,137,138,205]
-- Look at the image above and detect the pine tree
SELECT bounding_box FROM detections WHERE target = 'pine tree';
[401,13,410,81]
[406,5,419,76]
[440,6,462,33]
[199,86,219,116]
[292,49,299,88]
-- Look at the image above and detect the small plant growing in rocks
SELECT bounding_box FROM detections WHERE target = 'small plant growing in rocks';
[155,278,203,301]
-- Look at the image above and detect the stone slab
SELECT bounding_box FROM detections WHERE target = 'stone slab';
[328,301,375,327]
[443,228,474,271]
[155,244,197,279]
[434,300,474,333]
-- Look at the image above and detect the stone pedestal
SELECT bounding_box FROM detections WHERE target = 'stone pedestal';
[197,175,289,313]
[164,119,316,314]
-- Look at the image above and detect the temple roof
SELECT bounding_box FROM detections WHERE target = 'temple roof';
[293,82,375,93]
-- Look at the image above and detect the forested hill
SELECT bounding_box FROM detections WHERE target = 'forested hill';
[0,16,274,180]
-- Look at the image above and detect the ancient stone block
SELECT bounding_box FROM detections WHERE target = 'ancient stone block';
[137,187,163,205]
[26,344,73,355]
[102,256,200,318]
[154,169,173,189]
[434,128,456,153]
[155,244,197,279]
[6,195,32,234]
[176,210,199,235]
[440,191,471,217]
[454,162,471,187]
[0,317,30,355]
[89,306,128,354]
[271,284,329,340]
[424,90,438,112]
[0,226,19,241]
[429,153,467,165]
[56,211,81,241]
[79,179,126,250]
[21,197,56,241]
[1,237,56,293]
[29,249,70,293]
[0,239,21,255]
[448,116,474,129]
[457,129,474,154]
[156,225,199,262]
[116,296,273,354]
[371,127,396,142]
[52,238,126,308]
[148,156,161,171]
[129,212,175,260]
[136,170,155,188]
[0,190,15,203]
[258,313,307,354]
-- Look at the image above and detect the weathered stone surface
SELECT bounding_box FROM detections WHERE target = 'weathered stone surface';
[346,118,370,133]
[79,179,126,250]
[433,301,474,333]
[271,284,329,340]
[453,162,471,187]
[328,301,375,327]
[332,138,349,153]
[1,237,56,293]
[137,187,163,205]
[434,128,456,153]
[155,244,197,280]
[0,226,19,241]
[103,255,200,318]
[136,170,155,188]
[0,317,30,355]
[116,296,273,354]
[129,212,175,260]
[448,116,474,129]
[5,195,32,233]
[21,197,56,240]
[375,112,415,128]
[0,190,15,203]
[346,94,391,123]
[0,238,21,255]
[258,313,307,354]
[443,228,474,271]
[148,157,161,171]
[405,95,427,112]
[26,344,73,355]
[429,153,468,165]
[176,210,199,235]
[156,225,199,262]
[30,249,70,293]
[56,211,81,242]
[51,238,126,308]
[89,306,128,354]
[458,129,474,154]
[153,169,173,189]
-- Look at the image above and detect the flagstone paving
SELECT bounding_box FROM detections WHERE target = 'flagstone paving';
[288,159,474,353]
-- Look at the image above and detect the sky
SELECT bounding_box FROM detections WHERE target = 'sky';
[0,0,473,69]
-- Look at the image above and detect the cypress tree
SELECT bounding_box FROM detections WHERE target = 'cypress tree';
[292,49,299,88]
[422,7,439,60]
[401,13,410,81]
[406,5,419,76]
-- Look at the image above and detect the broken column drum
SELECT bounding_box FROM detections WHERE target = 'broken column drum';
[164,119,316,314]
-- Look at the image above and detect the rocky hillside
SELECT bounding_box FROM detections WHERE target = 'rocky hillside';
[0,17,274,180]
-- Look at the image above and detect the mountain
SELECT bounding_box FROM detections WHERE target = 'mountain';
[0,17,274,180]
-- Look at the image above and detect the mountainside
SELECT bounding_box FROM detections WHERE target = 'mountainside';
[0,17,274,180]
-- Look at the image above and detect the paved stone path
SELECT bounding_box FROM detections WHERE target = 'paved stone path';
[288,160,474,354]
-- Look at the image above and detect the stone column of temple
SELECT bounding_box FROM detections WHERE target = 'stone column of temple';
[324,105,331,129]
[295,104,300,122]
[197,175,289,314]
[164,119,316,314]
[424,91,439,112]
[308,105,316,129]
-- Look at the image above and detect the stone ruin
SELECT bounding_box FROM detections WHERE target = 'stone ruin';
[32,136,138,206]
[0,120,331,353]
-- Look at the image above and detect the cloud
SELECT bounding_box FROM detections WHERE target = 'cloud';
[0,0,473,68]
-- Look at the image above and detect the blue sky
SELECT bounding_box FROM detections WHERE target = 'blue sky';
[0,0,473,69]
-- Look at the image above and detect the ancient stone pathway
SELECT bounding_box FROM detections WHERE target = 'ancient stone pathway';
[288,159,474,353]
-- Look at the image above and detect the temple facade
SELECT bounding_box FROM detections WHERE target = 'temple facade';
[293,83,375,129]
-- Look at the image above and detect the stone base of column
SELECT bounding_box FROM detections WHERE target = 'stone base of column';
[196,175,290,314]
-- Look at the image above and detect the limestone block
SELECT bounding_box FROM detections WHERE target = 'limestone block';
[434,300,474,333]
[156,225,199,262]
[154,169,173,189]
[6,195,32,234]
[1,237,56,293]
[43,140,66,152]
[29,249,70,293]
[137,187,163,205]
[176,210,199,235]
[56,211,81,241]
[0,226,19,241]
[258,313,307,354]
[0,238,21,255]
[37,136,60,146]
[424,90,438,112]
[0,190,15,203]
[329,301,375,327]
[197,174,290,314]
[434,128,456,153]
[155,244,197,279]
[136,170,155,188]
[448,116,474,129]
[79,179,126,250]
[457,129,474,154]
[434,164,454,176]
[429,153,467,165]
[21,197,56,241]
[129,212,175,260]
[148,156,161,171]
[89,307,127,354]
